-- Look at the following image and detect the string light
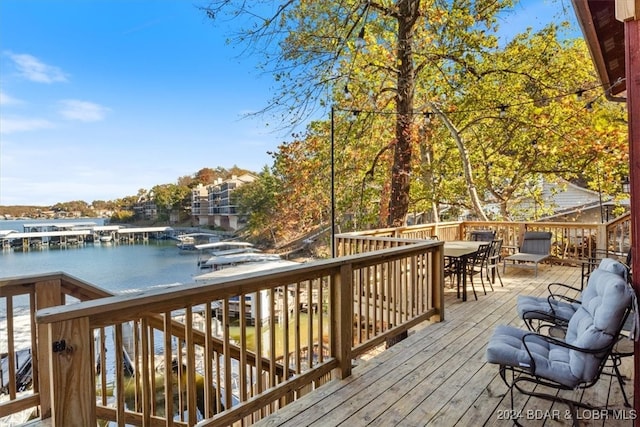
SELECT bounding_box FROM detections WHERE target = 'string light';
[424,112,433,123]
[334,78,624,117]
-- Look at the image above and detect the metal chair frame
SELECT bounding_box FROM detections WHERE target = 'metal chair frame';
[508,269,635,419]
[498,325,629,427]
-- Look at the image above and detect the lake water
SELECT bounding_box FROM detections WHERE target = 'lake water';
[0,219,204,312]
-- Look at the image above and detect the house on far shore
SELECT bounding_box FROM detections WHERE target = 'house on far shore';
[191,173,257,231]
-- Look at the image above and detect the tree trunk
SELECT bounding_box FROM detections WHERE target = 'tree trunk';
[387,0,419,227]
[419,125,440,223]
[432,104,489,221]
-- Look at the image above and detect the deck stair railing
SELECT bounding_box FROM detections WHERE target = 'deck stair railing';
[2,240,443,426]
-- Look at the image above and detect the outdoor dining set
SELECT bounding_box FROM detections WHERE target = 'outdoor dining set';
[444,230,553,301]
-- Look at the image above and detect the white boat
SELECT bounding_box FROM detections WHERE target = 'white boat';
[99,234,113,242]
[195,241,257,268]
[175,233,221,252]
[194,259,300,324]
[199,252,283,270]
[194,259,299,280]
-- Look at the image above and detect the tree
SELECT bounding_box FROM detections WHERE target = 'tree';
[52,200,94,216]
[194,167,220,185]
[432,26,628,219]
[111,209,135,223]
[234,166,281,243]
[202,1,627,236]
[151,184,191,220]
[201,0,513,227]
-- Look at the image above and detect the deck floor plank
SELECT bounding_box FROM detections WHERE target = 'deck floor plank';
[254,264,635,427]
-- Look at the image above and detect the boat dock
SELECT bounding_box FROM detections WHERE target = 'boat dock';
[0,222,173,249]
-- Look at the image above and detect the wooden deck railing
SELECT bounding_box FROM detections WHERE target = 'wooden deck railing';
[1,215,631,426]
[0,273,112,422]
[337,213,632,262]
[2,241,443,426]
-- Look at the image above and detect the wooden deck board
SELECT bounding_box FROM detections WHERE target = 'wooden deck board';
[254,264,635,427]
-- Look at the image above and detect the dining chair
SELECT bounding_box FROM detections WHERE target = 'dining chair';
[466,242,491,297]
[486,239,504,287]
[469,230,495,242]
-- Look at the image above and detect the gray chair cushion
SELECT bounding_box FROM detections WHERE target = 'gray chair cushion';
[486,259,631,388]
[515,257,629,324]
[486,325,578,386]
[597,256,629,279]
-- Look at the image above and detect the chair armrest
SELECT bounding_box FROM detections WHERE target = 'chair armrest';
[521,332,613,373]
[548,294,580,307]
[523,331,612,353]
[546,282,581,305]
[547,282,581,294]
[520,308,571,325]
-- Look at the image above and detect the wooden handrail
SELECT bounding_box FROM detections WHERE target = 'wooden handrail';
[2,216,632,426]
[29,241,442,426]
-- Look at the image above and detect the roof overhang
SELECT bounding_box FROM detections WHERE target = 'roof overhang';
[571,0,628,102]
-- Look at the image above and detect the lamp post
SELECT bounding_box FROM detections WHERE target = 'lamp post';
[596,158,604,223]
[331,105,336,258]
[622,176,631,193]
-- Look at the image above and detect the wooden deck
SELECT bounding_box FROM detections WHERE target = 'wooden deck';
[255,263,635,427]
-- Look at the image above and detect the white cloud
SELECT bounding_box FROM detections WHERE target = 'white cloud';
[0,116,55,134]
[58,99,110,122]
[0,91,23,105]
[5,52,68,83]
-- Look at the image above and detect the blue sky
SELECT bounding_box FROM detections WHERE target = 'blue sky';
[0,0,578,206]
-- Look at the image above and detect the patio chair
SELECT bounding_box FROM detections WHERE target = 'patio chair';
[461,242,491,299]
[515,257,634,406]
[503,231,552,277]
[518,258,631,332]
[486,258,636,424]
[469,230,495,242]
[581,248,631,289]
[485,239,504,287]
[470,242,492,294]
[443,256,457,288]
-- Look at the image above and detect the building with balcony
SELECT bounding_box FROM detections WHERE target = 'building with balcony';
[191,173,257,231]
[190,183,210,226]
[132,199,158,221]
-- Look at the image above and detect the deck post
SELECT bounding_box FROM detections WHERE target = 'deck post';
[615,0,640,415]
[626,16,640,423]
[432,244,445,321]
[34,279,64,419]
[47,317,95,426]
[332,264,353,379]
[595,223,608,255]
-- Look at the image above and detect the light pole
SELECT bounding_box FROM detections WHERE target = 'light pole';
[595,155,604,223]
[331,105,336,258]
